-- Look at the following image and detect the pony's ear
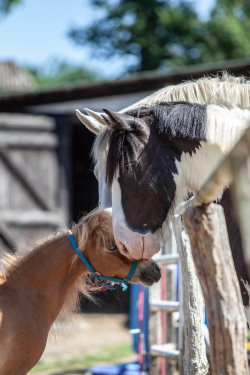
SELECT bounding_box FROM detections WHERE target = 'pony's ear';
[102,109,134,131]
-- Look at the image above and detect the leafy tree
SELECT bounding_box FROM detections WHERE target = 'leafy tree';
[69,0,205,72]
[69,0,250,74]
[0,0,22,14]
[201,0,250,62]
[28,60,101,89]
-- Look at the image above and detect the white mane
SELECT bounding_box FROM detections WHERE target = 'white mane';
[123,73,250,112]
[93,73,250,171]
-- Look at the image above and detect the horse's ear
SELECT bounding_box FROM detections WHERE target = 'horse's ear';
[75,109,106,135]
[102,109,133,131]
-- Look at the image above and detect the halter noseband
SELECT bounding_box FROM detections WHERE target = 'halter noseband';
[69,233,138,292]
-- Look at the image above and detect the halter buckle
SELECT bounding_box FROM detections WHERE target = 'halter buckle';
[94,272,101,276]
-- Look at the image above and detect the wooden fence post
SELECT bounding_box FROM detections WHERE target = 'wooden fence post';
[173,214,209,375]
[231,154,250,279]
[184,203,248,375]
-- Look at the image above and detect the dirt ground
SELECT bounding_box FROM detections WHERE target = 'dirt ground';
[32,313,137,375]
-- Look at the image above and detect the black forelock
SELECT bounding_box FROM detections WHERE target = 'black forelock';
[105,101,207,186]
[105,116,148,186]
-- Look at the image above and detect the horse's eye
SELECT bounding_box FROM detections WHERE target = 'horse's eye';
[107,245,117,252]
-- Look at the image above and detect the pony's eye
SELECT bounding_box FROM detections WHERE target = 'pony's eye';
[107,245,117,252]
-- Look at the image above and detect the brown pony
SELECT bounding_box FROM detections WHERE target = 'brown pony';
[0,209,161,375]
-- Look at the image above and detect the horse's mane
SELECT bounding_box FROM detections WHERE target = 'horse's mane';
[0,209,113,317]
[123,72,250,111]
[93,72,250,185]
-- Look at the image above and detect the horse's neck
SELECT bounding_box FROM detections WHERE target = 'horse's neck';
[174,106,250,203]
[8,234,86,310]
[206,105,250,153]
[175,142,226,202]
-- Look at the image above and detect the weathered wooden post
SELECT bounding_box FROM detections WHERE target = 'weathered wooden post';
[173,214,209,375]
[184,203,248,375]
[231,151,250,279]
[231,153,250,323]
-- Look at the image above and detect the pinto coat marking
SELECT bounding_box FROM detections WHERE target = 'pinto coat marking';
[75,74,250,309]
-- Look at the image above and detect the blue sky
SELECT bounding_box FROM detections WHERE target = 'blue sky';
[0,0,215,78]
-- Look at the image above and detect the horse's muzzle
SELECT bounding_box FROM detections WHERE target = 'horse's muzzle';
[135,260,161,286]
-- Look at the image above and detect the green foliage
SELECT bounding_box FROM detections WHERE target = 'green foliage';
[202,0,250,62]
[69,0,250,73]
[69,0,204,72]
[28,60,101,89]
[0,0,22,14]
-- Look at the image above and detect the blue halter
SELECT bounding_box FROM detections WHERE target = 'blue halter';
[69,234,138,292]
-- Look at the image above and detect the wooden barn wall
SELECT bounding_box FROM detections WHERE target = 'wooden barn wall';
[0,113,68,253]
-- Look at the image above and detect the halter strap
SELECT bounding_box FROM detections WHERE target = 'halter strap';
[69,233,138,292]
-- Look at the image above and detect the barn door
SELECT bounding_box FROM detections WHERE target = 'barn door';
[0,113,67,253]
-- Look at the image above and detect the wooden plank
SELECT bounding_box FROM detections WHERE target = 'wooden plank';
[184,204,248,375]
[172,214,209,375]
[0,149,52,211]
[0,210,63,227]
[0,113,55,131]
[0,132,57,149]
[8,149,59,210]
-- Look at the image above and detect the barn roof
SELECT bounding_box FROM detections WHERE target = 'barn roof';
[0,61,37,94]
[0,57,250,114]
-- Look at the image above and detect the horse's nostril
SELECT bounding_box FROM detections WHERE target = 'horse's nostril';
[154,262,161,274]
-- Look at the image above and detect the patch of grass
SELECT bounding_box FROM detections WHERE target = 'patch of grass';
[30,342,134,373]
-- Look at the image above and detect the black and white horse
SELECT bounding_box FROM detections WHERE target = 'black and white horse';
[76,74,250,311]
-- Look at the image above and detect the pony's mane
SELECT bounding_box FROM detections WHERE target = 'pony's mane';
[72,208,114,250]
[0,231,70,279]
[63,208,115,315]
